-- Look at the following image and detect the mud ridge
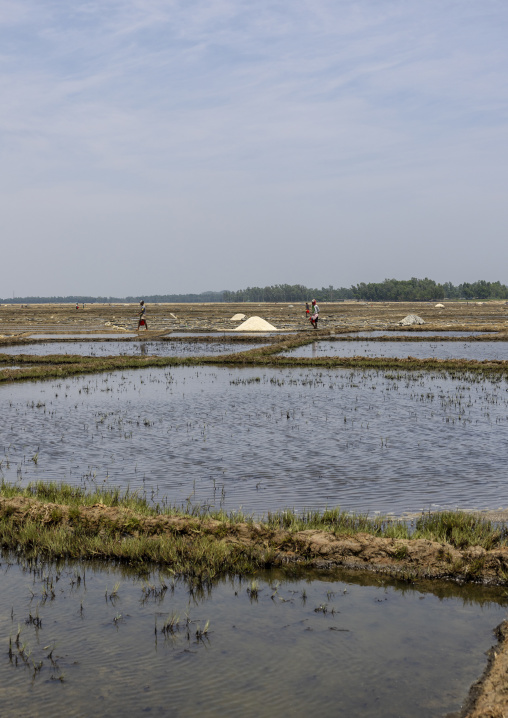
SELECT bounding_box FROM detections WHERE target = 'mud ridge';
[3,496,508,583]
[448,621,508,718]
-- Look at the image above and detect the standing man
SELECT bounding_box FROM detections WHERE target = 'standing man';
[138,300,148,330]
[310,299,319,328]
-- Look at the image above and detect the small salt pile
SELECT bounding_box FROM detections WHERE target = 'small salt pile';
[234,316,278,331]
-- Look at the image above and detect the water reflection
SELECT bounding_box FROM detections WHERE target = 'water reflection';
[29,334,139,339]
[0,340,267,357]
[283,340,508,361]
[1,366,508,515]
[344,331,492,338]
[0,554,505,718]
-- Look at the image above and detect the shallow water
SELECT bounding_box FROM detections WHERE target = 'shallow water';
[344,331,492,337]
[283,340,508,361]
[29,333,139,339]
[0,340,266,357]
[1,366,508,515]
[173,331,286,336]
[1,555,505,718]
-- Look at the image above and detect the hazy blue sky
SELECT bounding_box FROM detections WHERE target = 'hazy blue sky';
[1,0,507,297]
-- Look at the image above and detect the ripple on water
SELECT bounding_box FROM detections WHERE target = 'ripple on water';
[0,557,505,718]
[0,366,507,515]
[0,340,267,357]
[282,340,508,361]
[29,333,139,339]
[343,331,493,337]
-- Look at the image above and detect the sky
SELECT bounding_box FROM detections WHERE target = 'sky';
[1,0,507,297]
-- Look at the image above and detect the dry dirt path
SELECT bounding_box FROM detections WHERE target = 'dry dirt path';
[1,300,508,335]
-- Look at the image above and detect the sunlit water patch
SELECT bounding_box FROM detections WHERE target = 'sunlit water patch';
[1,555,506,718]
[283,341,508,361]
[1,366,508,515]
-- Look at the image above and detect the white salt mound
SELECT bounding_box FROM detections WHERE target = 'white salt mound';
[234,316,278,331]
[230,313,246,321]
[398,314,425,326]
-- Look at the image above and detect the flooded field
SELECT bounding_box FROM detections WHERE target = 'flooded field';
[1,365,507,516]
[29,333,139,339]
[1,553,505,718]
[283,340,508,361]
[3,303,508,716]
[344,331,492,337]
[28,332,282,339]
[1,340,267,357]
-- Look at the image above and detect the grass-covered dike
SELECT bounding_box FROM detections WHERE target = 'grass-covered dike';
[2,481,508,586]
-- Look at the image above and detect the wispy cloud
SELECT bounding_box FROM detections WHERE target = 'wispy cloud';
[1,0,507,294]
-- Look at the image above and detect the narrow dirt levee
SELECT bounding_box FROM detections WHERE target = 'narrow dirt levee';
[3,496,508,582]
[450,621,508,718]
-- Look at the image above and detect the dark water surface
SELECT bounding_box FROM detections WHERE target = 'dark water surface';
[283,340,508,361]
[1,555,505,718]
[1,366,507,515]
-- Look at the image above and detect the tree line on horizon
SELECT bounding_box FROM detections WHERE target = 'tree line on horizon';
[2,278,507,304]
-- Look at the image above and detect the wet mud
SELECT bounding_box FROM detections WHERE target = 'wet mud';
[450,621,508,718]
